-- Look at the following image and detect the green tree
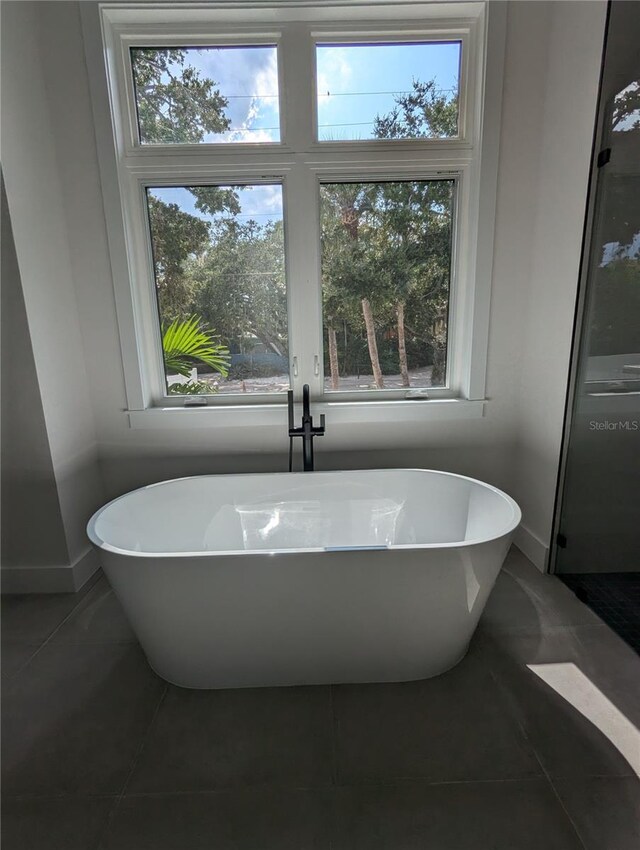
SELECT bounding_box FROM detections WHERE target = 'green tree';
[373,179,454,385]
[187,218,288,362]
[131,48,231,144]
[320,183,385,388]
[320,79,457,389]
[137,49,242,330]
[162,315,230,378]
[373,78,458,139]
[147,195,210,324]
[162,315,230,394]
[374,82,457,385]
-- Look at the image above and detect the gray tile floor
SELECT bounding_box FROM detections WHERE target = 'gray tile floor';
[2,548,639,849]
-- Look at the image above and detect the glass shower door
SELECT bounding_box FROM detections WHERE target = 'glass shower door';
[555,3,639,574]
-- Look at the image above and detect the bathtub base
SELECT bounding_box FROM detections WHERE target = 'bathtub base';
[103,540,510,690]
[146,646,470,690]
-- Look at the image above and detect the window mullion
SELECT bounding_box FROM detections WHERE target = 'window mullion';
[280,23,324,399]
[285,164,324,399]
[280,23,314,151]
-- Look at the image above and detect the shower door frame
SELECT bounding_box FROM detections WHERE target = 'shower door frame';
[549,3,612,575]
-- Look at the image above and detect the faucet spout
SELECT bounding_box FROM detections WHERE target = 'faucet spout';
[288,383,326,472]
[302,383,311,423]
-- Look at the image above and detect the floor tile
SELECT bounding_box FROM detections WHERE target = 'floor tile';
[554,776,640,850]
[50,577,136,644]
[0,796,114,850]
[2,643,165,795]
[1,591,82,643]
[332,650,541,784]
[101,789,331,850]
[331,779,583,850]
[480,549,602,635]
[127,683,334,793]
[1,641,39,680]
[482,625,640,778]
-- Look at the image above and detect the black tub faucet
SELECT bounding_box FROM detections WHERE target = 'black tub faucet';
[288,384,325,471]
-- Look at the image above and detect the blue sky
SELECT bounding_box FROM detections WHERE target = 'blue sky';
[156,40,460,144]
[316,42,460,140]
[170,45,281,142]
[147,41,459,222]
[149,184,284,225]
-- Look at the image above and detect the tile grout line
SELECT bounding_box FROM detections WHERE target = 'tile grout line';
[526,738,590,850]
[484,660,589,850]
[92,775,553,799]
[540,771,590,850]
[5,572,106,679]
[328,684,339,850]
[1,773,612,804]
[329,684,339,787]
[93,682,169,850]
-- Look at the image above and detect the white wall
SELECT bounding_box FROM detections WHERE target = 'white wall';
[1,177,72,588]
[509,0,607,566]
[1,1,105,590]
[1,1,607,589]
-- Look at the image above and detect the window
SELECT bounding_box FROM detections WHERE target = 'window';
[320,179,454,392]
[315,41,461,141]
[146,183,287,395]
[88,2,503,419]
[131,45,281,144]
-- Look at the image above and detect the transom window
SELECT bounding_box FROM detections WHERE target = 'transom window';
[315,41,461,141]
[91,2,499,412]
[131,45,281,144]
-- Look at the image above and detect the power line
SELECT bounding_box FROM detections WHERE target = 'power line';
[318,120,378,128]
[214,212,281,217]
[224,93,280,99]
[227,90,455,99]
[224,126,280,132]
[318,88,457,97]
[221,87,457,99]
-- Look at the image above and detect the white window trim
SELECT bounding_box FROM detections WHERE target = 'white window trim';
[81,1,505,431]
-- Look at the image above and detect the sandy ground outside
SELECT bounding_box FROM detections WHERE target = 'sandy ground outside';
[168,366,438,395]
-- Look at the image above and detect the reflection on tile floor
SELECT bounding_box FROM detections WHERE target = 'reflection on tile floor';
[2,551,639,850]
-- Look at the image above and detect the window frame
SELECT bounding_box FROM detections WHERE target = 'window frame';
[83,1,505,424]
[129,41,285,148]
[311,33,470,146]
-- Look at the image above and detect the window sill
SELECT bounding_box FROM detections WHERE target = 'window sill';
[127,398,485,430]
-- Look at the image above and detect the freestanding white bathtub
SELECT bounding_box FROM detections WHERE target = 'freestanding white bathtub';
[87,469,520,689]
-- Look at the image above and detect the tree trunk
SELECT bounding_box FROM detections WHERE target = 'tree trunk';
[361,298,384,388]
[431,346,446,385]
[396,302,410,387]
[327,325,340,390]
[431,315,447,385]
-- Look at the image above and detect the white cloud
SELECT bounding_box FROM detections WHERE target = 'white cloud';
[228,48,280,142]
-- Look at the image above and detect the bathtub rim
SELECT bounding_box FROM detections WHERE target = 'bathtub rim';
[87,468,521,559]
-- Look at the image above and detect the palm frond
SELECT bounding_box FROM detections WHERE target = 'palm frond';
[162,315,230,378]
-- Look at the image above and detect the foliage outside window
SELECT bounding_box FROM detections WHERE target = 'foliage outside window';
[96,3,496,410]
[135,41,459,396]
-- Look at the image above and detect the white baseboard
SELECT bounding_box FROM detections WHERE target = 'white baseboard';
[514,524,549,573]
[1,548,101,594]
